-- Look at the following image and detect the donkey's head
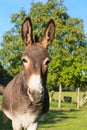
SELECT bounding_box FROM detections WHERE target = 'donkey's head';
[21,17,55,103]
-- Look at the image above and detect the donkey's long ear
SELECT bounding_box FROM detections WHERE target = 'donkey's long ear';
[41,19,55,49]
[22,17,33,46]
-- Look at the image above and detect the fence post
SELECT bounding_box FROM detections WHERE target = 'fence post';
[58,84,62,109]
[77,87,80,109]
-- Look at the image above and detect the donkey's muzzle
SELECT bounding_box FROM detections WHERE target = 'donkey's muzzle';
[28,87,44,103]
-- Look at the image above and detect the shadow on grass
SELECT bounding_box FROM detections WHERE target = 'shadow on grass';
[0,110,12,130]
[0,108,80,130]
[39,109,79,128]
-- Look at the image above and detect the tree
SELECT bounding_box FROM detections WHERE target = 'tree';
[0,10,27,76]
[0,0,87,90]
[0,63,12,85]
[29,0,87,90]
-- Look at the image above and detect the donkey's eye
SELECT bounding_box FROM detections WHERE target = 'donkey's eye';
[22,58,28,63]
[44,58,50,66]
[45,60,50,65]
[21,55,30,64]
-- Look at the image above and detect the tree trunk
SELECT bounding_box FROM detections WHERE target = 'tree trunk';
[77,87,80,109]
[58,84,62,109]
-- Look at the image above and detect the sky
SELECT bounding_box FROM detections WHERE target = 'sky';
[0,0,87,43]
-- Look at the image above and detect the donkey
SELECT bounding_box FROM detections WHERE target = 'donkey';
[2,17,55,130]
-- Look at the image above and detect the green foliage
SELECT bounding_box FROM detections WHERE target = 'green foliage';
[0,63,12,85]
[0,0,87,90]
[0,10,27,76]
[29,0,87,90]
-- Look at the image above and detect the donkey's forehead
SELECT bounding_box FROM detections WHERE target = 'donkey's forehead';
[23,44,48,59]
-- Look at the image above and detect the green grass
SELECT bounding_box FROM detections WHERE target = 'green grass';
[0,95,2,104]
[1,107,87,130]
[50,91,84,109]
[39,106,87,130]
[0,92,87,130]
[53,91,84,103]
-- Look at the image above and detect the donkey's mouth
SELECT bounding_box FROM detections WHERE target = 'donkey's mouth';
[27,87,44,103]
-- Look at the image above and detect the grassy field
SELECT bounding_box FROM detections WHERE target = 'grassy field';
[0,95,2,104]
[0,91,87,130]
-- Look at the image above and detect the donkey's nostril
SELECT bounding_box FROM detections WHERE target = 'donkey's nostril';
[40,88,44,95]
[40,91,43,95]
[29,89,32,94]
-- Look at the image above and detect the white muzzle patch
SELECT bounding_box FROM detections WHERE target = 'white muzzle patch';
[27,74,43,102]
